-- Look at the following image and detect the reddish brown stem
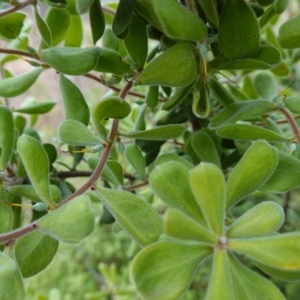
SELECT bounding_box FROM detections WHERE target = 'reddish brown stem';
[0,222,37,245]
[0,0,36,18]
[0,48,39,60]
[279,107,300,143]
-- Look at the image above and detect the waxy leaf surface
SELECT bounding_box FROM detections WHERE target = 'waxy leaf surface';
[189,163,226,235]
[95,186,162,247]
[131,242,212,300]
[0,67,43,98]
[226,201,284,238]
[137,43,197,87]
[59,120,102,146]
[41,47,100,75]
[38,195,94,244]
[150,162,204,224]
[152,0,207,41]
[17,135,54,206]
[226,140,278,209]
[15,231,59,278]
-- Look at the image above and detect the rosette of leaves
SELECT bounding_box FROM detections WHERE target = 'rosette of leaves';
[131,140,300,300]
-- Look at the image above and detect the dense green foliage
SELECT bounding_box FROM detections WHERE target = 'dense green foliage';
[1,0,300,299]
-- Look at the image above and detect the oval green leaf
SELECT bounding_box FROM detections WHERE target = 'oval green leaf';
[216,124,291,142]
[58,120,102,146]
[0,106,14,170]
[218,0,260,60]
[226,140,278,209]
[228,233,300,271]
[17,135,55,206]
[34,5,52,47]
[0,12,26,39]
[41,46,100,75]
[189,163,226,235]
[0,67,43,98]
[152,0,207,41]
[209,100,276,130]
[226,201,284,238]
[95,185,162,247]
[89,0,105,44]
[136,43,197,87]
[125,144,146,179]
[38,195,94,244]
[14,231,59,278]
[119,124,187,140]
[14,101,56,115]
[131,242,212,300]
[164,208,217,244]
[59,74,90,125]
[278,15,300,49]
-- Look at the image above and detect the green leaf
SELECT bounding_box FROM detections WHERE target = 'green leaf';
[14,101,56,114]
[34,5,52,47]
[155,153,194,170]
[274,0,289,13]
[228,233,300,271]
[0,253,25,300]
[135,0,164,32]
[0,184,13,234]
[95,186,162,247]
[284,96,300,114]
[145,86,159,108]
[14,231,59,278]
[256,0,275,6]
[41,46,100,75]
[58,120,102,146]
[208,77,236,106]
[112,0,137,39]
[229,253,285,300]
[44,0,68,9]
[123,13,148,68]
[119,125,187,140]
[189,163,226,235]
[253,259,300,282]
[196,0,219,27]
[209,100,276,130]
[254,72,276,100]
[205,249,234,300]
[38,195,94,244]
[59,74,90,125]
[216,124,291,142]
[162,83,194,111]
[208,45,281,71]
[76,0,94,14]
[278,15,300,49]
[192,77,210,118]
[92,96,131,124]
[226,140,278,209]
[0,12,26,39]
[0,67,43,98]
[103,159,124,186]
[0,106,14,170]
[89,0,105,44]
[149,162,204,223]
[17,135,55,206]
[125,144,146,179]
[218,0,260,60]
[260,151,300,193]
[136,43,197,87]
[131,242,212,300]
[44,8,71,46]
[191,131,220,166]
[226,201,284,238]
[7,184,62,204]
[65,15,83,47]
[152,0,207,41]
[93,47,133,75]
[164,208,217,244]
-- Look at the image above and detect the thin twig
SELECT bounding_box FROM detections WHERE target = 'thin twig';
[124,181,148,191]
[0,0,36,18]
[56,171,93,179]
[0,48,39,60]
[84,73,146,99]
[278,107,300,143]
[102,6,116,16]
